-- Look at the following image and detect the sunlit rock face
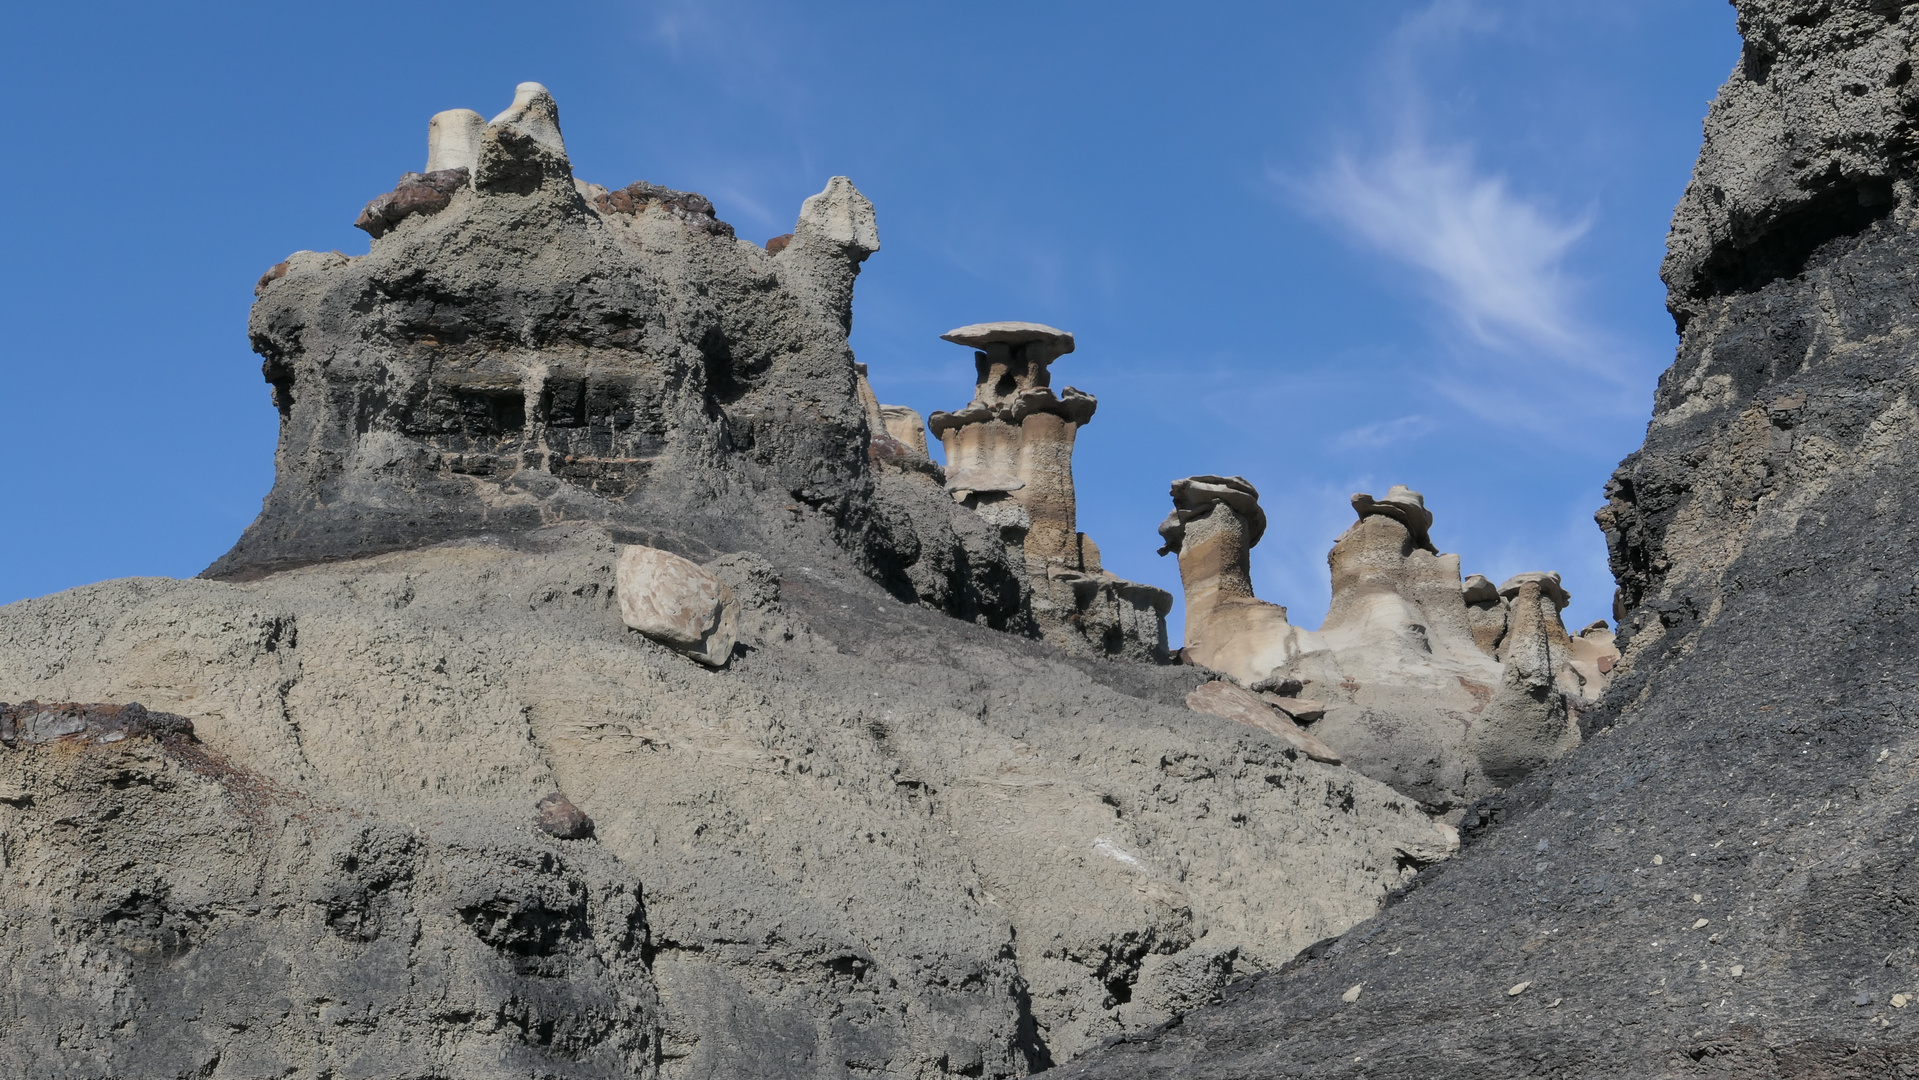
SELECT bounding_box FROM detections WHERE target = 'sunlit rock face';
[930,322,1172,661]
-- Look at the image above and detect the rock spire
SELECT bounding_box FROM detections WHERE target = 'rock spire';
[928,322,1171,660]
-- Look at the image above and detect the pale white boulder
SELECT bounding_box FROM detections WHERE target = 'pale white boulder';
[615,545,739,667]
[791,175,879,256]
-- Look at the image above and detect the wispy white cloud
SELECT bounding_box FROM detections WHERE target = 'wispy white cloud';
[1288,0,1642,434]
[1336,413,1436,450]
[1309,145,1591,357]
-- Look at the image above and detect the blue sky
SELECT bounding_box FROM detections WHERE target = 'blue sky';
[0,1,1739,639]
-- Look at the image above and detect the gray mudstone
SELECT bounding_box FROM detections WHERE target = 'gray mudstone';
[207,87,1027,636]
[0,538,1455,1077]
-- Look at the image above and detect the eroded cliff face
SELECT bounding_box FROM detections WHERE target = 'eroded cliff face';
[1065,4,1919,1077]
[208,84,1026,632]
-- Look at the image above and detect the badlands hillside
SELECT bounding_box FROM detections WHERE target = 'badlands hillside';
[0,81,1495,1080]
[3,2,1911,1077]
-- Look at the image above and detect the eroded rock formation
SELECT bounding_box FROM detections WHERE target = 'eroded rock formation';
[214,82,1025,634]
[929,322,1172,661]
[1066,5,1919,1076]
[1160,477,1608,809]
[0,83,1462,1078]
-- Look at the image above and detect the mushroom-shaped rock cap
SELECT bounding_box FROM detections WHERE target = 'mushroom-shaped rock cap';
[941,322,1076,356]
[1498,571,1571,610]
[1462,573,1500,605]
[1158,475,1266,555]
[1351,484,1435,551]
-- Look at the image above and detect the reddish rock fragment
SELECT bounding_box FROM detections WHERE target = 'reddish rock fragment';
[534,792,593,839]
[0,701,193,748]
[354,168,471,238]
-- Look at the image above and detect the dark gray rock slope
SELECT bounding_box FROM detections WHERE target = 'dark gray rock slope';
[1063,2,1919,1076]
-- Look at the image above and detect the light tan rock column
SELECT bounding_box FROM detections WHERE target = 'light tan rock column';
[854,363,887,435]
[1015,409,1081,564]
[929,322,1168,661]
[1320,487,1482,668]
[879,405,928,458]
[1472,573,1579,785]
[1157,476,1305,682]
[427,109,486,173]
[928,322,1093,570]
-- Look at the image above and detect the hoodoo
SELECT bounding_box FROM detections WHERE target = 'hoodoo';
[1160,476,1612,809]
[0,83,1464,1077]
[929,322,1173,661]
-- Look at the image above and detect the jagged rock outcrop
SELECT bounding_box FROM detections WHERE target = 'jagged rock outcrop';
[0,83,1464,1078]
[929,323,1172,661]
[1160,477,1601,809]
[212,83,1024,634]
[1065,5,1919,1076]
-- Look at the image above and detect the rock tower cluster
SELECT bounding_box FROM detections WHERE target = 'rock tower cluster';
[1157,476,1613,807]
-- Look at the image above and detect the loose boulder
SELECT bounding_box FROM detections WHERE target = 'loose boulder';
[615,545,739,667]
[533,791,594,839]
[1184,680,1342,765]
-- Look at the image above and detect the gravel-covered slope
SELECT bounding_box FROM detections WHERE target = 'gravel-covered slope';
[1061,3,1919,1077]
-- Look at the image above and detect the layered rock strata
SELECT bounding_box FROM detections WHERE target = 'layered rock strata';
[1160,477,1606,809]
[929,323,1172,661]
[1067,4,1919,1076]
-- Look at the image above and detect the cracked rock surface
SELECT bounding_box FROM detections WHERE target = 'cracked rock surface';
[0,83,1450,1080]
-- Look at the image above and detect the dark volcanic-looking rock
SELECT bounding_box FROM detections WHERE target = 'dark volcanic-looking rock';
[208,89,1027,631]
[1063,4,1919,1077]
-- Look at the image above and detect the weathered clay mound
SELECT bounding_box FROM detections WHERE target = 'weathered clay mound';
[0,533,1458,1077]
[1062,3,1919,1076]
